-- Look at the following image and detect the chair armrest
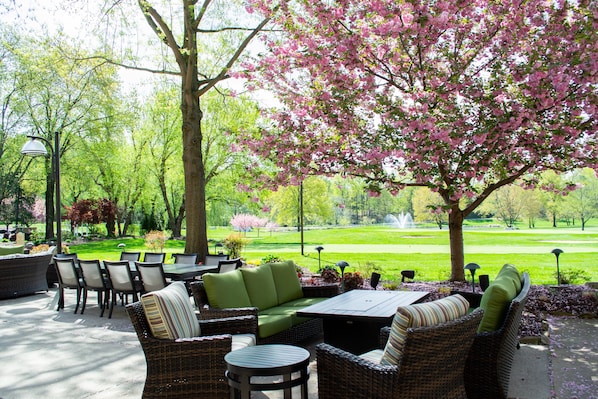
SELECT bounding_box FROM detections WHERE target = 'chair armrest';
[199,315,258,336]
[450,290,483,308]
[379,326,391,348]
[316,343,399,398]
[197,306,259,320]
[302,284,339,298]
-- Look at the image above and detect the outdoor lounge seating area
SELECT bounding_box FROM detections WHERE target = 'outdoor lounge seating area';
[191,260,339,344]
[0,260,598,399]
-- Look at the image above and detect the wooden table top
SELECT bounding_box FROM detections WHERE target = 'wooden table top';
[297,289,430,322]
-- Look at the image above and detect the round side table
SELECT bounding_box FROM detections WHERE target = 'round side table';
[224,344,310,399]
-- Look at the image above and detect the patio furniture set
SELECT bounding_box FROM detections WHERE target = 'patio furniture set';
[124,260,530,399]
[51,252,237,318]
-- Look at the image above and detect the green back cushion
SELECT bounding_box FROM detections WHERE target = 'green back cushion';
[380,294,469,366]
[478,274,517,332]
[141,281,200,339]
[202,269,252,309]
[240,264,279,310]
[497,263,522,292]
[269,261,304,304]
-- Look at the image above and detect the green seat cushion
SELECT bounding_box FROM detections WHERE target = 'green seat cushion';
[259,306,312,326]
[141,281,200,339]
[380,294,470,366]
[241,264,279,310]
[257,314,293,338]
[497,263,522,292]
[202,270,252,309]
[269,261,304,304]
[477,274,517,332]
[283,297,329,308]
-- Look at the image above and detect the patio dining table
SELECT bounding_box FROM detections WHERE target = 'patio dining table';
[97,261,217,281]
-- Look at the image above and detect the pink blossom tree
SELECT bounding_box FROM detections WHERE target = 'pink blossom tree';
[230,213,269,236]
[240,0,598,280]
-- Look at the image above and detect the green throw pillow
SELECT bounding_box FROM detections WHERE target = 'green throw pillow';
[269,261,304,304]
[240,264,279,310]
[380,294,470,366]
[202,269,252,309]
[477,274,517,332]
[497,263,522,292]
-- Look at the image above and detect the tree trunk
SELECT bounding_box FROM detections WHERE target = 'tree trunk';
[448,206,466,281]
[181,82,209,261]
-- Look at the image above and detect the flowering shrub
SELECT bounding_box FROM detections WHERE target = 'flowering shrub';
[343,271,364,291]
[320,266,340,283]
[144,230,165,253]
[261,254,283,264]
[223,233,247,259]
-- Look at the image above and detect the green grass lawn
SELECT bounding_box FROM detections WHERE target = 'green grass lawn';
[66,225,598,285]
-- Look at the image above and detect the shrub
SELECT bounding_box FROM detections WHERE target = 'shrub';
[144,230,165,252]
[320,266,340,283]
[223,233,247,259]
[343,271,364,291]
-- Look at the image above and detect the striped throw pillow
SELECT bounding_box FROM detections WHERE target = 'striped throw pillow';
[380,294,469,366]
[141,281,200,340]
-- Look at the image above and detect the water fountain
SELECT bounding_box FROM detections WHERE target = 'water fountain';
[384,212,416,228]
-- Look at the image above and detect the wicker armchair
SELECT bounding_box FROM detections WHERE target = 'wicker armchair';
[316,308,484,399]
[464,272,531,399]
[126,301,257,399]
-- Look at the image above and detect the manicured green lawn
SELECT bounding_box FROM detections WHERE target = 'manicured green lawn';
[67,225,598,285]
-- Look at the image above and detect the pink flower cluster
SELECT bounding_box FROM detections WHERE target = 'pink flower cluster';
[240,0,597,207]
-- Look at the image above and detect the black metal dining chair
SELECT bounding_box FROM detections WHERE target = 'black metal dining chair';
[119,251,141,262]
[104,260,143,318]
[143,252,166,263]
[53,256,84,313]
[136,261,169,293]
[78,259,111,317]
[171,253,198,264]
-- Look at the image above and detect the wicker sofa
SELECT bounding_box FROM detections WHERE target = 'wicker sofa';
[0,251,54,299]
[191,260,339,344]
[458,264,531,399]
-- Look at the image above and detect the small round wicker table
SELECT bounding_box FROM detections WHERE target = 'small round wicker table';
[224,344,310,399]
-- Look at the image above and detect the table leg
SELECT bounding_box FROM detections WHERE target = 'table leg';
[301,367,309,399]
[283,372,292,399]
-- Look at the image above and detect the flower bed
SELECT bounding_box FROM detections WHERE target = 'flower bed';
[300,273,598,340]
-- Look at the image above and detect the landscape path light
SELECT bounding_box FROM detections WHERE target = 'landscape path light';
[336,260,348,292]
[21,132,62,254]
[551,248,564,285]
[464,263,481,293]
[315,246,324,270]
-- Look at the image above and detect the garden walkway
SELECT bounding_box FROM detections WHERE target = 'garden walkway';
[0,289,595,399]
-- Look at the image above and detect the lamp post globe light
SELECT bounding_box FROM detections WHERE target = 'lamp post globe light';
[21,132,62,254]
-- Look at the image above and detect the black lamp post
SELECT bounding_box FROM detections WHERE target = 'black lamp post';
[336,260,348,292]
[21,132,62,254]
[315,246,324,269]
[464,263,480,293]
[551,248,564,285]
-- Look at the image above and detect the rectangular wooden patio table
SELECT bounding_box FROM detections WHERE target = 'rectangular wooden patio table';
[297,289,429,354]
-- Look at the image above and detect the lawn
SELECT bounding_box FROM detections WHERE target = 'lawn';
[67,224,598,286]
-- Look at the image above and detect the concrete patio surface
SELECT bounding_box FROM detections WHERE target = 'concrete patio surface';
[0,288,595,399]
